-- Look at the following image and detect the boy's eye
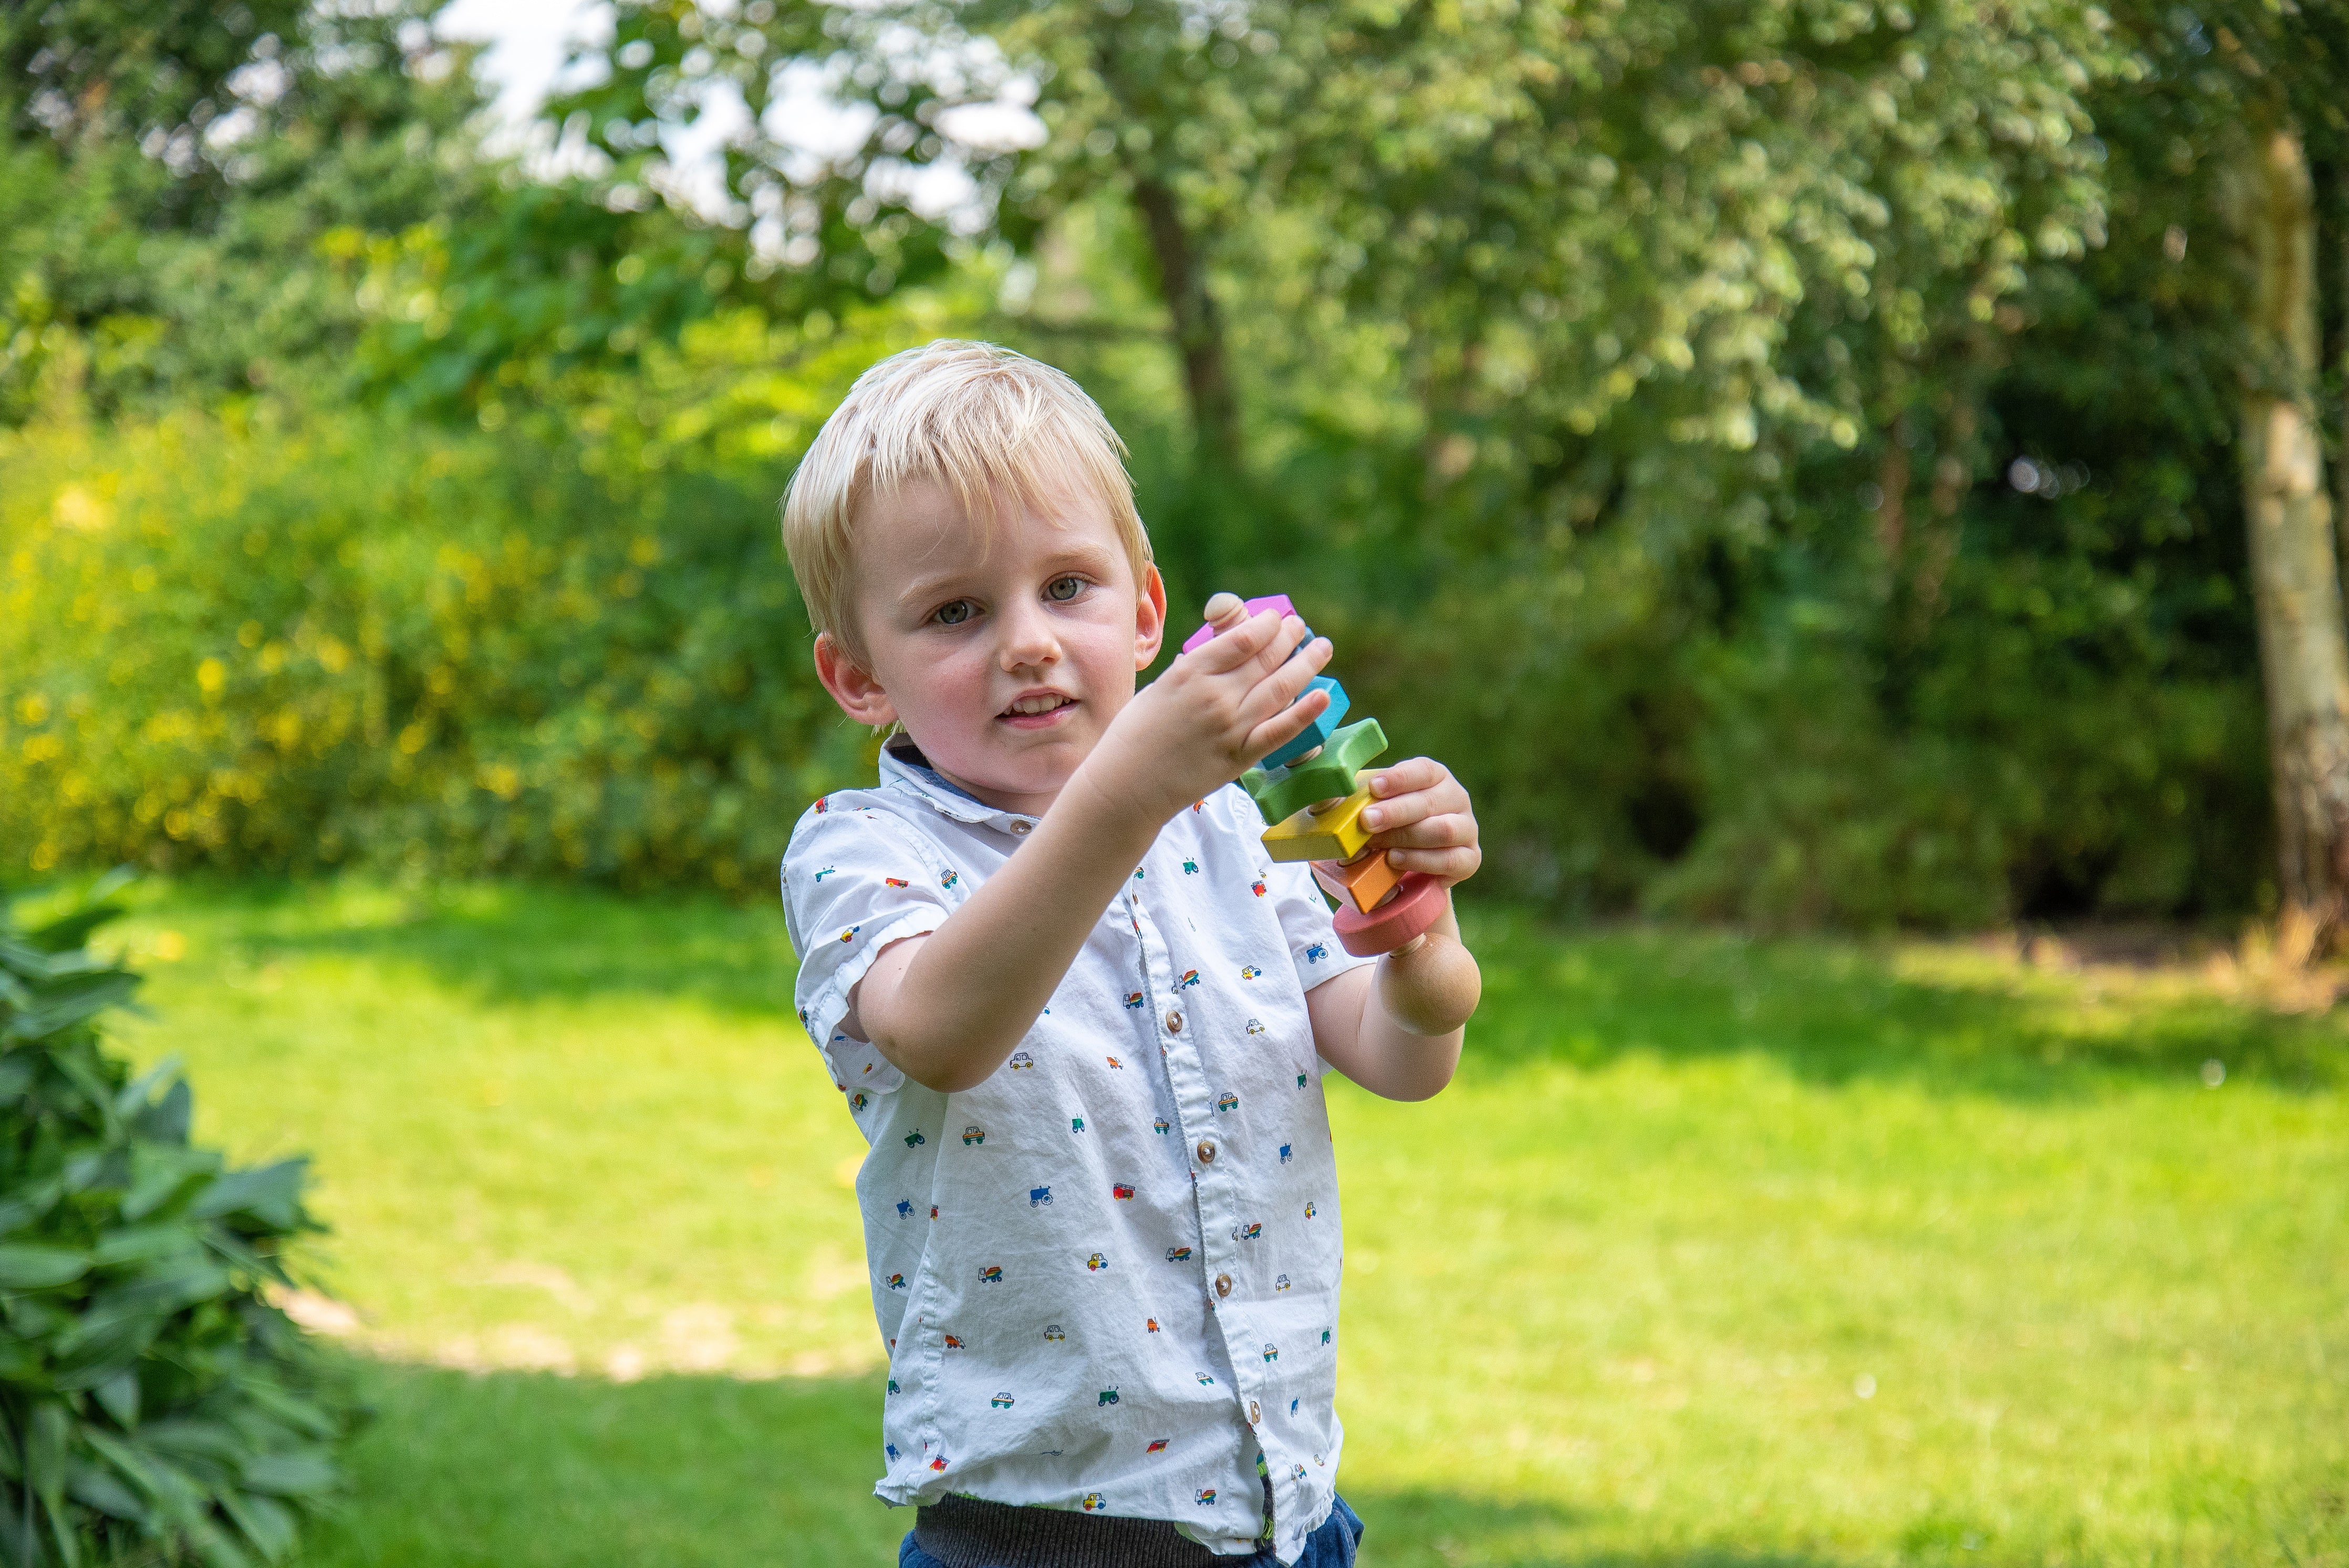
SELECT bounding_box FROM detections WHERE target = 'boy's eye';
[934,600,975,626]
[1046,576,1084,603]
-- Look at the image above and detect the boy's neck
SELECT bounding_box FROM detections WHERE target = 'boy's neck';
[889,736,1067,819]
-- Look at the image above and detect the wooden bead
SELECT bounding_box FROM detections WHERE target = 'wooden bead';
[1314,845,1403,916]
[1334,873,1447,956]
[1181,593,1293,656]
[1261,779,1376,863]
[1243,718,1388,826]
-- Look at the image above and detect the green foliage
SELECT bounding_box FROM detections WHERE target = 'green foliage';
[0,875,354,1566]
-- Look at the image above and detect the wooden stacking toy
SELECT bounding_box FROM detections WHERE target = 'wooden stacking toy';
[1184,594,1449,957]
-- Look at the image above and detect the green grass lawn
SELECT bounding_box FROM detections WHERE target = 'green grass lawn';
[102,880,2349,1568]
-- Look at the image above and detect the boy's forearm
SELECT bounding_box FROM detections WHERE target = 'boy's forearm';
[1311,901,1479,1100]
[859,764,1162,1093]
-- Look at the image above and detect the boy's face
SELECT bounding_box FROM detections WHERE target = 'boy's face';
[814,479,1167,816]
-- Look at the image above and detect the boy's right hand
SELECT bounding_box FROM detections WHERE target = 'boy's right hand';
[1077,596,1334,825]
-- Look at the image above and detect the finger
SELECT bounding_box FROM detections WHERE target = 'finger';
[1239,676,1332,759]
[1188,605,1287,673]
[1366,757,1452,799]
[1235,635,1332,732]
[1368,810,1479,854]
[1384,844,1481,883]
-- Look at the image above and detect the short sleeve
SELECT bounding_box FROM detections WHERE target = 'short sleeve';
[781,802,957,1097]
[1223,788,1377,993]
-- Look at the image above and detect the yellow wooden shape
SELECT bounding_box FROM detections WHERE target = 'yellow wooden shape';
[1262,777,1375,863]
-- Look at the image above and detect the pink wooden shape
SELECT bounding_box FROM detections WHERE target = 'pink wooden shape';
[1180,594,1295,656]
[1332,873,1447,957]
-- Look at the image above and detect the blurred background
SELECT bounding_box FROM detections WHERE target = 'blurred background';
[2,3,2346,1566]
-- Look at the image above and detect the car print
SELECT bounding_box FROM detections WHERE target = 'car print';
[1293,1463,1308,1480]
[1082,1492,1107,1512]
[1148,1438,1171,1452]
[1304,1201,1317,1218]
[886,1274,908,1291]
[1196,1373,1215,1386]
[929,1204,940,1219]
[1239,965,1263,979]
[1262,1343,1279,1363]
[1085,1252,1109,1271]
[1246,1017,1266,1035]
[1165,1247,1193,1263]
[1008,1051,1035,1070]
[1176,969,1200,989]
[1305,942,1327,964]
[940,869,959,888]
[1217,1092,1239,1113]
[1235,1222,1262,1241]
[1275,1273,1292,1291]
[943,1335,965,1349]
[838,925,861,942]
[1146,1318,1161,1333]
[979,1265,1004,1284]
[1124,991,1146,1008]
[1112,1183,1135,1200]
[1280,1143,1293,1164]
[1196,1489,1218,1505]
[1153,1117,1171,1134]
[904,1129,927,1147]
[1043,1324,1066,1342]
[885,877,910,888]
[930,1456,949,1471]
[1251,879,1266,897]
[1030,1186,1053,1207]
[1096,1389,1119,1407]
[813,798,828,814]
[962,1126,986,1145]
[1182,858,1199,874]
[1105,1054,1123,1068]
[991,1392,1015,1408]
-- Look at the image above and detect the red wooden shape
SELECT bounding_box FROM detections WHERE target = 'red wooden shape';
[1332,873,1447,957]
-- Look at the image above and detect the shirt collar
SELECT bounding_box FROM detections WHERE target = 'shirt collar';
[878,740,1042,835]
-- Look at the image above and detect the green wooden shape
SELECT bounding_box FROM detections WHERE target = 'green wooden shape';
[1242,718,1389,825]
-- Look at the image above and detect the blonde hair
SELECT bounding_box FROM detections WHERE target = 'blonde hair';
[781,339,1152,661]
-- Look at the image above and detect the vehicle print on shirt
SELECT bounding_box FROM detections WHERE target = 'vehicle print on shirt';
[1147,1437,1171,1452]
[930,1456,949,1471]
[1292,1463,1308,1480]
[1252,879,1267,897]
[903,1129,927,1147]
[812,866,838,881]
[1262,1343,1279,1362]
[939,869,959,889]
[1321,1328,1332,1345]
[1217,1092,1239,1113]
[1164,1247,1193,1263]
[1123,991,1146,1009]
[886,1273,906,1291]
[1082,1492,1108,1512]
[991,1392,1015,1408]
[1085,1252,1109,1271]
[1239,965,1263,979]
[1176,970,1201,990]
[887,1378,900,1395]
[1196,1489,1218,1505]
[979,1265,1004,1284]
[1042,1324,1066,1342]
[1096,1387,1119,1406]
[1296,1071,1309,1088]
[1105,1055,1124,1069]
[1234,1222,1262,1241]
[1245,1017,1266,1035]
[1196,1372,1215,1386]
[1305,942,1328,964]
[1146,1317,1160,1333]
[886,1442,899,1461]
[1279,1143,1293,1164]
[1007,1051,1036,1071]
[1276,1273,1293,1291]
[1305,1201,1317,1218]
[837,925,860,942]
[929,1204,940,1219]
[851,1093,869,1112]
[1030,1186,1053,1208]
[895,1200,912,1218]
[1070,1116,1086,1133]
[943,1335,965,1349]
[1182,858,1199,875]
[1112,1183,1135,1200]
[812,797,828,814]
[884,877,910,888]
[1153,1117,1171,1134]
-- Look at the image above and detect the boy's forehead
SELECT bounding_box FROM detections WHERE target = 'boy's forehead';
[860,477,1122,589]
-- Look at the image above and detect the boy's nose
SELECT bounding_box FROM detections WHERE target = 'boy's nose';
[996,600,1062,670]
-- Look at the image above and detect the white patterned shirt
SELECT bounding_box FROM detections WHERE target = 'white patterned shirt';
[782,742,1375,1561]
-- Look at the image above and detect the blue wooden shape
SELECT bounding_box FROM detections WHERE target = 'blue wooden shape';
[1260,677,1350,770]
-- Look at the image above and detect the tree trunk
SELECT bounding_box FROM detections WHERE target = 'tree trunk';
[2236,115,2349,939]
[1129,174,1245,474]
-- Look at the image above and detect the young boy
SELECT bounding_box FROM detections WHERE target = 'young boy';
[779,340,1482,1566]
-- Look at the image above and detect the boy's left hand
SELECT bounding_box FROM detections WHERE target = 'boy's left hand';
[1356,757,1480,885]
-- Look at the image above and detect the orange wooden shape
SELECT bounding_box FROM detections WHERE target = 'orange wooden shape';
[1314,847,1402,915]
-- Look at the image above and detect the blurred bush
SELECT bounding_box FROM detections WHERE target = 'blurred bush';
[1,874,355,1565]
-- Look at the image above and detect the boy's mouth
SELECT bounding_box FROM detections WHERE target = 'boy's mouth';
[999,691,1077,729]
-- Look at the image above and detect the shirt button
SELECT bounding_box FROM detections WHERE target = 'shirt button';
[1215,1273,1233,1299]
[1248,1399,1261,1424]
[1164,1009,1183,1034]
[1197,1140,1217,1164]
[1008,820,1031,836]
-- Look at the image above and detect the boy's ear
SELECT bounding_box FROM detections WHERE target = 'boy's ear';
[1133,564,1168,671]
[815,631,899,728]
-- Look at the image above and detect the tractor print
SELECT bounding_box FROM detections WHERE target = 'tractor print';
[1086,1252,1109,1272]
[837,925,860,943]
[1217,1092,1239,1113]
[1147,1437,1171,1453]
[1030,1186,1053,1208]
[1082,1493,1108,1512]
[1262,1343,1279,1363]
[979,1265,1004,1284]
[1112,1183,1135,1200]
[896,1200,913,1218]
[1153,1117,1171,1134]
[1093,1388,1121,1411]
[1165,1247,1194,1263]
[943,1335,965,1349]
[1235,1222,1262,1241]
[991,1392,1014,1408]
[1124,991,1147,1009]
[1305,942,1328,964]
[884,877,910,888]
[1196,1489,1218,1505]
[962,1126,986,1146]
[1008,1051,1035,1070]
[1182,858,1199,875]
[1239,965,1263,979]
[1321,1328,1332,1346]
[1275,1273,1293,1292]
[1246,1018,1266,1035]
[1176,970,1200,989]
[887,1379,899,1394]
[904,1129,927,1147]
[940,869,959,889]
[886,1273,907,1291]
[1070,1116,1086,1133]
[1280,1143,1293,1164]
[1043,1324,1066,1342]
[1296,1071,1309,1088]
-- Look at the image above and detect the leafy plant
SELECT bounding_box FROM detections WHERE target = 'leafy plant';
[0,873,355,1567]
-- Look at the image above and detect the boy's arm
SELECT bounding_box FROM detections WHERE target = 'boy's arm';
[1305,756,1483,1101]
[849,609,1333,1093]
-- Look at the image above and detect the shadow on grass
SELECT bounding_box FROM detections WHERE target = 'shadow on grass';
[1461,910,2346,1099]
